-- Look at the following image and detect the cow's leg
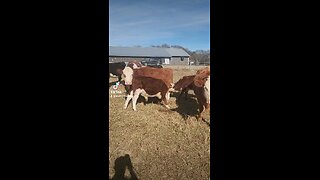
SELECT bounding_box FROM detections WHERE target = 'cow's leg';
[197,104,206,120]
[151,92,161,104]
[204,103,210,114]
[141,91,148,103]
[132,89,142,111]
[198,102,210,121]
[161,91,170,109]
[155,92,162,99]
[124,91,133,109]
[199,104,210,121]
[142,94,148,105]
[165,91,170,101]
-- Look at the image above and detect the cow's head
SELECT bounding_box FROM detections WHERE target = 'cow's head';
[194,67,210,87]
[122,66,134,85]
[128,60,142,69]
[174,75,195,91]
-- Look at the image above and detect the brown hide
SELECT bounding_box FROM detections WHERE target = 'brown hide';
[132,77,168,94]
[133,67,173,88]
[174,75,195,91]
[131,76,170,105]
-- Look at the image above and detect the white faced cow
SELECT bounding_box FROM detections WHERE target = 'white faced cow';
[122,66,174,111]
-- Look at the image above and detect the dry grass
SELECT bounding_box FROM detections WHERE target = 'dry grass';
[109,66,210,180]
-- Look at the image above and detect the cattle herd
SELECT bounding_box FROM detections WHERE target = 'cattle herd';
[109,60,210,120]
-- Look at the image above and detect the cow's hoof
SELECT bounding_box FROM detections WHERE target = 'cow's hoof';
[133,109,137,111]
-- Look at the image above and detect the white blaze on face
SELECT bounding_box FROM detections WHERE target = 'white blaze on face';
[204,76,210,103]
[122,67,133,85]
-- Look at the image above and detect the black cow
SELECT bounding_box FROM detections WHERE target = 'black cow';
[109,62,126,82]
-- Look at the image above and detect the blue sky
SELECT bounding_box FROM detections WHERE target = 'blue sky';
[109,0,210,51]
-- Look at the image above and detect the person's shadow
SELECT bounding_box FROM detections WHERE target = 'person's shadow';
[110,154,138,180]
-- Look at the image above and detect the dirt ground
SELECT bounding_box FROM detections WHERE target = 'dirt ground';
[109,65,210,180]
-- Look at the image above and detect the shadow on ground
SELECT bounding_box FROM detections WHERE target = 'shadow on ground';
[170,92,199,120]
[110,154,138,180]
[169,92,210,127]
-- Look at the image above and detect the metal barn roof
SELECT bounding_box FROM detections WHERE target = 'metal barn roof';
[109,46,189,57]
[164,48,189,57]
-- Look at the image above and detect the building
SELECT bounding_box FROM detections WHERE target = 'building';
[109,46,190,65]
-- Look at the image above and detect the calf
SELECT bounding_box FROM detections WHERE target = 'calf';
[122,66,173,111]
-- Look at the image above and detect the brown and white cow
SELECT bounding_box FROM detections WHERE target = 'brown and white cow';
[122,66,174,111]
[109,61,141,84]
[173,67,210,120]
